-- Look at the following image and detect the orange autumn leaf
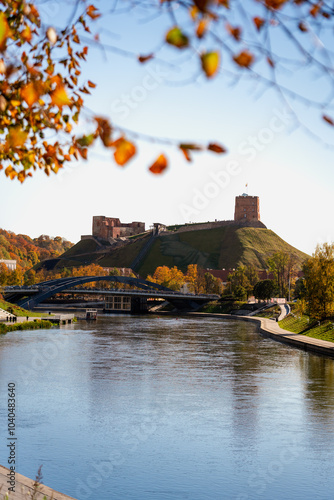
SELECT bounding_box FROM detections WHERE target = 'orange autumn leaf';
[5,166,17,179]
[0,12,11,52]
[264,0,288,9]
[253,17,265,31]
[196,19,209,39]
[50,85,72,108]
[138,54,154,63]
[208,143,227,154]
[87,5,101,19]
[323,114,334,126]
[112,138,136,166]
[233,50,254,68]
[149,154,168,174]
[17,170,26,183]
[226,23,242,41]
[201,51,220,78]
[310,3,321,17]
[21,82,43,107]
[180,147,192,162]
[87,80,96,88]
[95,117,113,147]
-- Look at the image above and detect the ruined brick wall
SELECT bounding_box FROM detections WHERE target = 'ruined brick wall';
[234,195,260,222]
[92,216,145,239]
[175,218,266,234]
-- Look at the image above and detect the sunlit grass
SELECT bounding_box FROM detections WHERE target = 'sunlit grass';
[279,315,334,342]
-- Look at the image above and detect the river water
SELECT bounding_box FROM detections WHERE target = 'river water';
[1,315,334,500]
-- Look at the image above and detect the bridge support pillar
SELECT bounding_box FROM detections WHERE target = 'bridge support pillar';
[131,297,148,314]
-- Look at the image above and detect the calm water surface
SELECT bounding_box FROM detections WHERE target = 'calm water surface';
[1,315,334,500]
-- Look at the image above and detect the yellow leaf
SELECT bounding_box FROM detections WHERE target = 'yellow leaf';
[149,154,168,174]
[10,100,21,107]
[112,138,136,166]
[7,127,28,148]
[201,51,220,78]
[5,166,17,179]
[21,25,32,42]
[189,6,199,20]
[50,85,72,108]
[17,170,26,183]
[0,12,11,52]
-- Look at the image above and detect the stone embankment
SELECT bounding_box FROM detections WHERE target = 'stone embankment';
[188,312,334,359]
[0,464,76,499]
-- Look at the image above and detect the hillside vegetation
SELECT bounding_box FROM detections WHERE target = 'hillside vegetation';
[0,229,73,270]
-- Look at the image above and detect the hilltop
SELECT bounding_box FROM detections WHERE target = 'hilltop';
[36,222,309,277]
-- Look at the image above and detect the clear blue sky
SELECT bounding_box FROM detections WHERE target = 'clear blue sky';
[1,1,334,257]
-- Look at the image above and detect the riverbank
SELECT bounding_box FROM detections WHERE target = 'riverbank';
[186,312,334,359]
[0,320,53,334]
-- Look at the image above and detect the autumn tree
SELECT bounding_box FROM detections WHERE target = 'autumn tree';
[203,272,222,295]
[185,264,205,294]
[0,262,8,285]
[2,1,334,181]
[303,243,334,321]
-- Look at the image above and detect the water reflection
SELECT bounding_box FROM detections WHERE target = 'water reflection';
[0,316,334,499]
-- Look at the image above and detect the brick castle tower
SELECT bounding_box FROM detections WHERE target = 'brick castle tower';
[234,194,260,222]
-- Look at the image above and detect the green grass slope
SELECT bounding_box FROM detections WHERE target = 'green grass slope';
[38,224,309,277]
[137,226,309,276]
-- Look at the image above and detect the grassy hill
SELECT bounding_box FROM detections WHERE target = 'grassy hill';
[137,226,309,276]
[38,234,152,271]
[38,224,309,277]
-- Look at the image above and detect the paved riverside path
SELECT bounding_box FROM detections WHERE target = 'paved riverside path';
[0,465,76,499]
[187,312,334,359]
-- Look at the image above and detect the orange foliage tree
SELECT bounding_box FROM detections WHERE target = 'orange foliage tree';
[147,265,185,291]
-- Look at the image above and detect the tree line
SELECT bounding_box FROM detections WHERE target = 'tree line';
[2,243,334,323]
[0,228,73,269]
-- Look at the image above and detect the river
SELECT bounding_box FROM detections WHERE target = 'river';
[1,315,334,500]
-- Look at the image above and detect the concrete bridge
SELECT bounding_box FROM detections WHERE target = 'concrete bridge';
[4,276,219,312]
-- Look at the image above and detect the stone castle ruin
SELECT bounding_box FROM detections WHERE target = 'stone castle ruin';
[92,216,145,240]
[86,194,264,244]
[234,194,260,222]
